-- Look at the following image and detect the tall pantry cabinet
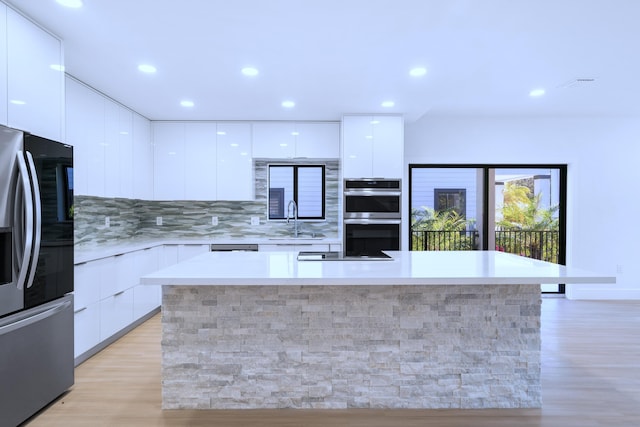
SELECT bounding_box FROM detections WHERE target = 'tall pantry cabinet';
[0,4,64,141]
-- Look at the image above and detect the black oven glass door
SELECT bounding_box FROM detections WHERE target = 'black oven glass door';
[344,222,400,256]
[24,135,73,310]
[344,195,400,217]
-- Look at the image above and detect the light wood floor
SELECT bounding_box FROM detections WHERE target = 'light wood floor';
[25,298,640,427]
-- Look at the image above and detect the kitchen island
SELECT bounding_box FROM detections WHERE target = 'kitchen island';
[141,250,614,410]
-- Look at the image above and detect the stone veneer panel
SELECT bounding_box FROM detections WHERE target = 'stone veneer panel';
[161,284,541,409]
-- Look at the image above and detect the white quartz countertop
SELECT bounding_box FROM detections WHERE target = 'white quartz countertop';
[140,250,616,286]
[74,237,341,264]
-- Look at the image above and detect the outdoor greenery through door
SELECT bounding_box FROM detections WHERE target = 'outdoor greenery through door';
[409,165,567,293]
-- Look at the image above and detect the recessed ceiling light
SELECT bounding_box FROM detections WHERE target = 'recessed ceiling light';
[217,131,227,135]
[409,67,427,77]
[291,131,299,136]
[365,135,373,140]
[281,100,295,108]
[280,143,288,147]
[381,101,395,108]
[10,100,26,105]
[56,0,83,8]
[529,88,546,97]
[180,100,194,107]
[138,64,157,74]
[370,120,380,125]
[241,67,259,76]
[230,143,239,147]
[119,131,129,135]
[50,64,65,72]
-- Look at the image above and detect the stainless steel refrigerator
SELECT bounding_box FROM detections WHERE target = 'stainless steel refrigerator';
[0,125,74,427]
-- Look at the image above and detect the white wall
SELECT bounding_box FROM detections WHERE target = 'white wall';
[405,115,640,300]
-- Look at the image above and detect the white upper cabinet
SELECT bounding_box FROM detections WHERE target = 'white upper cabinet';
[65,78,88,194]
[132,113,153,200]
[216,122,253,200]
[152,121,253,201]
[253,121,339,159]
[295,122,340,158]
[66,78,105,196]
[342,115,374,178]
[6,8,63,141]
[342,115,404,179]
[103,101,121,198]
[153,122,185,200]
[66,76,146,199]
[118,107,134,198]
[184,122,217,200]
[0,4,7,126]
[252,122,296,158]
[84,89,106,196]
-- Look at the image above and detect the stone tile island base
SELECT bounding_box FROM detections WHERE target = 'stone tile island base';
[161,284,541,409]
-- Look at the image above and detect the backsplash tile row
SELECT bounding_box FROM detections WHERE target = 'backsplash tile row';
[74,159,340,246]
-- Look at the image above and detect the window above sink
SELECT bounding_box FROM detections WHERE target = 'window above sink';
[268,164,326,221]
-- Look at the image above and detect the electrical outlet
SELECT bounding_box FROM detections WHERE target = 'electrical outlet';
[156,216,163,226]
[105,216,110,228]
[211,216,218,226]
[251,216,260,226]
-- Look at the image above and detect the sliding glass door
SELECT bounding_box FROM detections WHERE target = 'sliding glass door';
[409,165,567,294]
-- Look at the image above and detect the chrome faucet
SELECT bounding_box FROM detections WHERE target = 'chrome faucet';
[286,200,298,237]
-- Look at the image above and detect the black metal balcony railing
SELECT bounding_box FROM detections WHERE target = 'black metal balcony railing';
[411,230,479,251]
[411,229,560,263]
[495,230,559,263]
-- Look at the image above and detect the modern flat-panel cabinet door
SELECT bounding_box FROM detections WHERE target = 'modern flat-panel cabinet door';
[185,122,217,200]
[252,122,296,158]
[371,115,403,179]
[6,8,63,141]
[342,115,403,179]
[342,115,374,178]
[295,122,340,158]
[132,113,154,200]
[153,122,186,200]
[65,78,89,194]
[118,107,134,198]
[216,122,253,200]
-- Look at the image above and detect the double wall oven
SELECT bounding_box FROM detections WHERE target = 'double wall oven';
[343,179,401,257]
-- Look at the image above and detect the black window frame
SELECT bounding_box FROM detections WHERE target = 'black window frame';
[268,164,326,220]
[434,188,466,218]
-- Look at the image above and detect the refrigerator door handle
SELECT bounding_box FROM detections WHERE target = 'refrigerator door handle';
[0,299,72,337]
[14,151,34,291]
[24,151,41,289]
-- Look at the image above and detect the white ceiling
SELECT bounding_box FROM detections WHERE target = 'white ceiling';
[5,0,640,123]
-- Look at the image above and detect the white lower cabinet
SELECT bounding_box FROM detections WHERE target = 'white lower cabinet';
[73,246,163,360]
[73,302,100,358]
[99,288,134,341]
[177,244,209,261]
[133,285,161,320]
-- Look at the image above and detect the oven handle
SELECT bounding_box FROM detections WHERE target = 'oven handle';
[344,218,402,225]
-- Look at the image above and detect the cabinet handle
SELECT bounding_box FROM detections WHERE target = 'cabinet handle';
[74,307,87,314]
[114,291,125,297]
[75,262,87,266]
[114,253,125,257]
